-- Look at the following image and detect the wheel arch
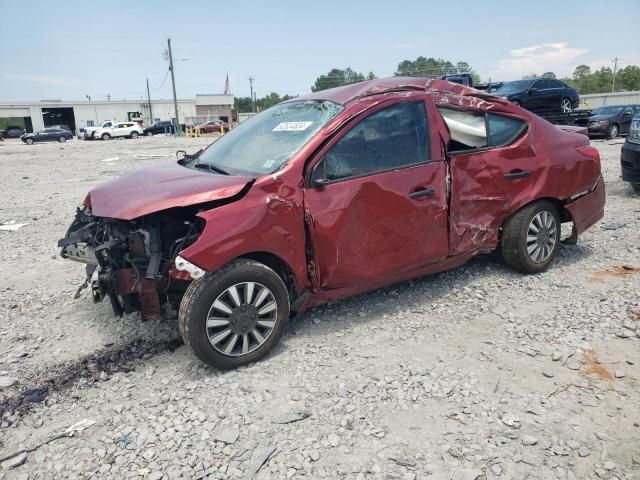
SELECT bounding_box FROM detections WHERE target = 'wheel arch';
[501,196,572,234]
[237,251,299,301]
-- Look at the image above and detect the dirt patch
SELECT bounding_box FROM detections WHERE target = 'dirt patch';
[591,265,640,281]
[0,336,181,420]
[579,350,613,381]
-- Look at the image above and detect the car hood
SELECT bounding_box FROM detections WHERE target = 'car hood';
[89,161,254,220]
[588,114,612,122]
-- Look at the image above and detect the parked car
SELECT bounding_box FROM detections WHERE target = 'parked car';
[4,127,24,138]
[621,113,640,193]
[58,77,604,369]
[84,121,116,140]
[21,128,73,144]
[94,122,144,140]
[196,119,229,133]
[143,121,175,136]
[494,79,579,113]
[575,104,640,139]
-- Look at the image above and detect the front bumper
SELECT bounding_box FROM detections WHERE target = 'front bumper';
[621,140,640,183]
[586,122,609,135]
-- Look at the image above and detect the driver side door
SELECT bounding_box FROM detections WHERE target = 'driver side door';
[303,96,449,293]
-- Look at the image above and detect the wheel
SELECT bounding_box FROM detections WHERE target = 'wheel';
[501,200,560,274]
[606,124,619,139]
[179,259,290,369]
[560,97,572,113]
[512,100,521,107]
[101,133,111,140]
[25,138,34,145]
[632,183,640,193]
[58,136,66,143]
[146,131,153,137]
[130,131,139,139]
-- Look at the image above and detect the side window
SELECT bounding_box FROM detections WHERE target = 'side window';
[438,108,487,152]
[86,120,94,127]
[532,79,546,90]
[313,101,429,182]
[487,113,527,147]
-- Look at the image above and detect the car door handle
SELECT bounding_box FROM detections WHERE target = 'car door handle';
[409,188,434,199]
[504,169,530,179]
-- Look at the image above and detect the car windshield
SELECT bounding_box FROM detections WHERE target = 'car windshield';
[593,106,624,115]
[494,80,534,95]
[195,100,343,176]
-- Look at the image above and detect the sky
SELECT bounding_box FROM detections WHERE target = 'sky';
[1,0,639,102]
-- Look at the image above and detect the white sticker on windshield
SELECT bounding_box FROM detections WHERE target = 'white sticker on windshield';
[273,121,313,132]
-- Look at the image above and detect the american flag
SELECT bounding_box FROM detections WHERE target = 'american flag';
[223,73,229,94]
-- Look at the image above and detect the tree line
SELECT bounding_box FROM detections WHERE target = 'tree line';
[233,58,640,112]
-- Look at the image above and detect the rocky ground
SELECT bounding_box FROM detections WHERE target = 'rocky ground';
[0,135,638,480]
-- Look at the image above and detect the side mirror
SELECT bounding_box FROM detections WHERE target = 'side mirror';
[311,177,330,189]
[623,111,633,117]
[529,87,538,94]
[176,150,186,159]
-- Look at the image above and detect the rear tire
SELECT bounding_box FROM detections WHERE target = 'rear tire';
[632,183,640,193]
[179,259,290,369]
[25,138,34,145]
[146,131,153,137]
[130,131,139,139]
[58,136,66,143]
[560,97,572,113]
[606,124,618,139]
[101,133,111,140]
[501,200,560,274]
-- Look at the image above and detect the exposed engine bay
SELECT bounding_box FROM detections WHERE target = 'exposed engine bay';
[58,207,204,320]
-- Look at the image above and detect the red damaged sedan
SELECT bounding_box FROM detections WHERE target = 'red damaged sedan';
[59,78,605,369]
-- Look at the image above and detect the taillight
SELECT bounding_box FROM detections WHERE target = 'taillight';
[82,193,92,209]
[575,145,600,165]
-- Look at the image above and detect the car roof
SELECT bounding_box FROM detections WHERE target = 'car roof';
[288,77,498,106]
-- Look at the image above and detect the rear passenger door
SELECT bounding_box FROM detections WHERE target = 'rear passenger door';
[439,108,535,254]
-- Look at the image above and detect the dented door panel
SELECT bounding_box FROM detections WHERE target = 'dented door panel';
[304,162,448,290]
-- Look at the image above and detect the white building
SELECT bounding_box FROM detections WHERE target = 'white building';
[0,94,234,133]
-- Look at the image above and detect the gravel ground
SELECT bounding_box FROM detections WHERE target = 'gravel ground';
[0,135,638,480]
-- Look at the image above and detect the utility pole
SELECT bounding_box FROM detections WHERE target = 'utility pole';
[611,57,618,93]
[167,38,181,135]
[146,78,153,125]
[248,76,255,113]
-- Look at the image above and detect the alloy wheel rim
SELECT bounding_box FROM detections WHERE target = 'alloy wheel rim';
[206,282,277,357]
[561,99,572,113]
[526,211,557,263]
[610,125,618,137]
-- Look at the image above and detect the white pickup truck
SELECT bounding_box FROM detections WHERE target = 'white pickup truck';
[84,121,115,140]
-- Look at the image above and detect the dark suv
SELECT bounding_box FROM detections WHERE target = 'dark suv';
[576,105,640,139]
[494,79,579,113]
[143,121,176,136]
[621,113,640,193]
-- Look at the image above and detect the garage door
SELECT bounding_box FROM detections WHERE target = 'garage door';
[0,108,30,118]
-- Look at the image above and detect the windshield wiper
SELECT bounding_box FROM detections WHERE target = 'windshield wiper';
[194,162,230,175]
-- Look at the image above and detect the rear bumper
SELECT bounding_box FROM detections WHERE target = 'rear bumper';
[565,175,605,235]
[621,140,640,183]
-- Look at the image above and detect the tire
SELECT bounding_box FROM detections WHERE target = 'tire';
[101,133,111,141]
[146,131,153,137]
[58,136,66,143]
[632,183,640,193]
[179,259,290,369]
[501,200,561,274]
[512,100,521,107]
[130,131,139,139]
[560,97,573,113]
[606,124,619,139]
[25,138,34,145]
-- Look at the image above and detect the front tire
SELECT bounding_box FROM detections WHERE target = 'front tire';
[101,133,111,141]
[130,131,139,139]
[501,201,560,274]
[146,131,153,137]
[179,259,290,369]
[25,138,34,145]
[58,136,66,143]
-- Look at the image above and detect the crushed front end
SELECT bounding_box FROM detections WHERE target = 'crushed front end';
[58,205,204,320]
